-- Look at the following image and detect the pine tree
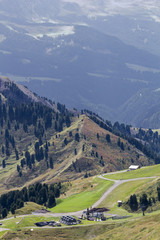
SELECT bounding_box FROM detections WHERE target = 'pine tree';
[69,131,72,137]
[129,194,138,211]
[75,133,80,142]
[17,164,20,172]
[74,149,77,155]
[66,115,71,127]
[117,138,121,147]
[2,160,6,168]
[97,133,99,140]
[64,138,68,145]
[106,134,111,143]
[47,193,56,208]
[157,186,160,201]
[40,147,44,160]
[2,208,7,218]
[1,145,4,154]
[140,193,149,211]
[15,149,19,160]
[49,157,53,169]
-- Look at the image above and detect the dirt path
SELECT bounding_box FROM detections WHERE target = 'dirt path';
[0,228,10,232]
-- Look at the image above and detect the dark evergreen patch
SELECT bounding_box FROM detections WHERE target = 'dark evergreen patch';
[0,182,61,219]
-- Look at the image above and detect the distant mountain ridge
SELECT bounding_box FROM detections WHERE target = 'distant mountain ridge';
[1,0,160,127]
[1,22,160,127]
[0,76,57,110]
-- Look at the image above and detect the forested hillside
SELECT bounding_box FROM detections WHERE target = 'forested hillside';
[0,77,158,194]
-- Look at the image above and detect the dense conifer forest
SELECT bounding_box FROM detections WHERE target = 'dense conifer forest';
[0,182,61,218]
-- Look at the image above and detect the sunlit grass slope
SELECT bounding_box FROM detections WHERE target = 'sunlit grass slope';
[3,212,160,240]
[51,177,113,212]
[104,164,160,180]
[99,178,153,215]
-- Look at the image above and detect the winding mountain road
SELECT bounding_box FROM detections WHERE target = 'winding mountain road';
[0,174,156,225]
[33,175,155,217]
[93,175,155,208]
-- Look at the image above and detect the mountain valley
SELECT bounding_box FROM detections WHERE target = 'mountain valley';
[1,0,160,127]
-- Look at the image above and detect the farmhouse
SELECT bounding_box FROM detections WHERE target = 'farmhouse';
[84,207,108,221]
[129,165,140,170]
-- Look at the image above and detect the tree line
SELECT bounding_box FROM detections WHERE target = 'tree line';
[0,182,61,219]
[87,111,158,163]
[126,185,160,212]
[0,99,72,168]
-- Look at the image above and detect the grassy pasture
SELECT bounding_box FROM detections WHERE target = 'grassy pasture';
[51,177,113,213]
[104,165,160,180]
[14,202,44,216]
[98,178,153,215]
[1,166,160,239]
[1,225,113,240]
[94,212,160,240]
[1,216,59,231]
[3,212,160,240]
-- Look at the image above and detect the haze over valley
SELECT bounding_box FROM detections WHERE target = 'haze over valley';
[1,0,160,127]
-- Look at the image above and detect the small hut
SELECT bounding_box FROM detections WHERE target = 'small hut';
[129,165,140,170]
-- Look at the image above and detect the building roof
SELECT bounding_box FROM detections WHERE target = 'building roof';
[88,207,109,213]
[129,165,140,170]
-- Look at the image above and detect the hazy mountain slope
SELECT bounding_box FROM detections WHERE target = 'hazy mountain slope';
[0,76,56,110]
[119,88,160,128]
[1,0,160,56]
[1,1,160,127]
[1,20,160,124]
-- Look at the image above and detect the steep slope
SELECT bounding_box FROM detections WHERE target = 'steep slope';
[0,76,56,110]
[1,114,154,192]
[0,77,155,194]
[123,177,160,213]
[118,88,160,128]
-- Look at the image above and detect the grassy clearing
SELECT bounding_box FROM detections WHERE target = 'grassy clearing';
[99,178,153,215]
[0,170,160,239]
[1,216,59,231]
[0,221,125,240]
[16,216,58,229]
[14,202,44,216]
[104,165,160,180]
[94,212,160,240]
[51,177,113,213]
[5,202,44,219]
[1,217,23,231]
[1,226,104,240]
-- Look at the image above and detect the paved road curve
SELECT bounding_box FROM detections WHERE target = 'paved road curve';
[1,175,156,223]
[93,175,155,208]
